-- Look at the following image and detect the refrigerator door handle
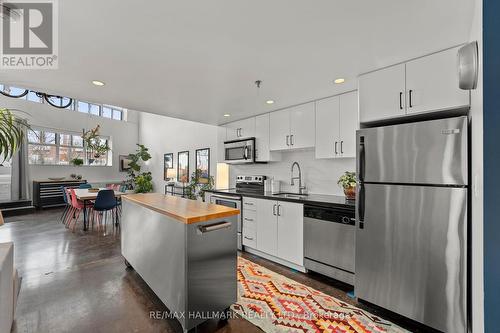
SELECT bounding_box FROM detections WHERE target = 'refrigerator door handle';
[358,183,365,229]
[358,136,365,182]
[357,135,365,229]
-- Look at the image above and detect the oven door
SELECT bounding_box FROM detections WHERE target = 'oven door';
[224,139,254,164]
[210,194,242,250]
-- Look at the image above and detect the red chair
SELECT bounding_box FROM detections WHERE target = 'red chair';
[65,188,93,232]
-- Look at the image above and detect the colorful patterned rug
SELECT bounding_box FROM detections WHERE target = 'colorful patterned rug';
[231,257,409,333]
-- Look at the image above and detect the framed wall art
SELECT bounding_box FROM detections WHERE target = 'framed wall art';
[177,151,189,183]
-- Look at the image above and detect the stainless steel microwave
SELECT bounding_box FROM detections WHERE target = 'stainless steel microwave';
[224,138,255,164]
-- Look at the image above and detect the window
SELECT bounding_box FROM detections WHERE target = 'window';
[77,101,89,113]
[28,129,111,166]
[26,91,42,103]
[103,105,123,120]
[0,83,127,121]
[28,129,57,165]
[89,104,100,116]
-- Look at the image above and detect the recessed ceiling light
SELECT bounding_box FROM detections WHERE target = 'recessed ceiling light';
[223,114,231,117]
[92,80,105,86]
[266,100,275,105]
[334,78,345,84]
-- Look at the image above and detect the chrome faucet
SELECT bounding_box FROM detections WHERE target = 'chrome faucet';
[290,162,306,194]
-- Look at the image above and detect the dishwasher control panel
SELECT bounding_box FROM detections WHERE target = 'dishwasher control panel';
[304,205,355,225]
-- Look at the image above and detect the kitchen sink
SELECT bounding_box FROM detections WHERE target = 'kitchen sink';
[273,192,308,199]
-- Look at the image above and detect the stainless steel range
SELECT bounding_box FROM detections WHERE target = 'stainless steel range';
[207,175,265,250]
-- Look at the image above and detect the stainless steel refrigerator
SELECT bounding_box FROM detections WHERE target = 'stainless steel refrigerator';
[355,116,468,333]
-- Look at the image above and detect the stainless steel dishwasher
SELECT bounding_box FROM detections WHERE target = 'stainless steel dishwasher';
[304,204,355,285]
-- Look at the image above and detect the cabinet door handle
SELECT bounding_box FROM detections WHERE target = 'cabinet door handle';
[244,218,254,222]
[286,135,290,146]
[273,204,277,216]
[244,236,254,241]
[340,141,344,154]
[290,135,294,146]
[334,141,338,155]
[244,202,254,206]
[277,204,282,216]
[409,90,413,108]
[399,92,403,110]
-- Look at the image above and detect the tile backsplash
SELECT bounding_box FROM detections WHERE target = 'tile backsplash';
[229,149,356,196]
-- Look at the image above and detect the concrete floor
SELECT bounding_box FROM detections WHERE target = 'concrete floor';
[0,209,430,333]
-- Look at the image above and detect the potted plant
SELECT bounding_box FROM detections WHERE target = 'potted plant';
[337,171,357,200]
[126,144,153,193]
[70,157,84,166]
[0,108,30,163]
[82,125,111,163]
[185,170,215,201]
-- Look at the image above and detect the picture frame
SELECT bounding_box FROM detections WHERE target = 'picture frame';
[177,151,190,183]
[164,153,173,180]
[119,155,132,172]
[195,148,210,184]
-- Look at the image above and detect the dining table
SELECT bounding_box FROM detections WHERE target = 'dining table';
[73,188,125,231]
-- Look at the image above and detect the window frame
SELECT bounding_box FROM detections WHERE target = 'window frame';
[27,128,112,167]
[0,84,126,121]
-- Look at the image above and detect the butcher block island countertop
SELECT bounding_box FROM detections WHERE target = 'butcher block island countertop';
[121,192,238,332]
[122,192,240,224]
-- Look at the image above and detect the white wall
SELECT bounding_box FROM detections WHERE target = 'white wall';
[137,112,219,193]
[468,0,483,331]
[229,150,355,196]
[0,96,139,185]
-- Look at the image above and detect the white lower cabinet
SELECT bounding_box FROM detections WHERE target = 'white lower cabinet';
[249,198,304,267]
[276,201,304,266]
[255,199,278,256]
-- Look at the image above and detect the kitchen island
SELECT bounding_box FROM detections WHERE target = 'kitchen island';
[121,193,240,332]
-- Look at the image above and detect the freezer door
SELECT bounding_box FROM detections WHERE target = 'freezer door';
[357,116,468,185]
[355,184,467,333]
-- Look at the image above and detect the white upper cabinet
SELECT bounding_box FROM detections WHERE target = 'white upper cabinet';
[269,109,291,150]
[315,91,358,159]
[270,102,315,151]
[255,114,281,162]
[358,63,406,123]
[405,46,469,115]
[289,103,315,149]
[225,118,255,141]
[338,91,358,158]
[315,96,340,159]
[359,46,470,123]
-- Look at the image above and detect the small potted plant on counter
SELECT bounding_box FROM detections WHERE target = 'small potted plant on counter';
[338,171,357,200]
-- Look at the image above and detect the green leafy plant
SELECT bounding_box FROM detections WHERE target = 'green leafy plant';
[185,169,215,200]
[134,172,153,193]
[337,171,357,189]
[70,157,84,166]
[82,125,111,160]
[0,108,30,163]
[126,144,153,193]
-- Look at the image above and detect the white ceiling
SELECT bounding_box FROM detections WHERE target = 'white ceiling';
[0,0,475,125]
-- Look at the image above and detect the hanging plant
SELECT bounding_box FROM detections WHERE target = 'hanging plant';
[0,108,30,163]
[82,125,111,161]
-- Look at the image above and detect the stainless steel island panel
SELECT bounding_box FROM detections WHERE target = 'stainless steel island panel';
[186,218,237,329]
[121,199,238,332]
[121,200,187,326]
